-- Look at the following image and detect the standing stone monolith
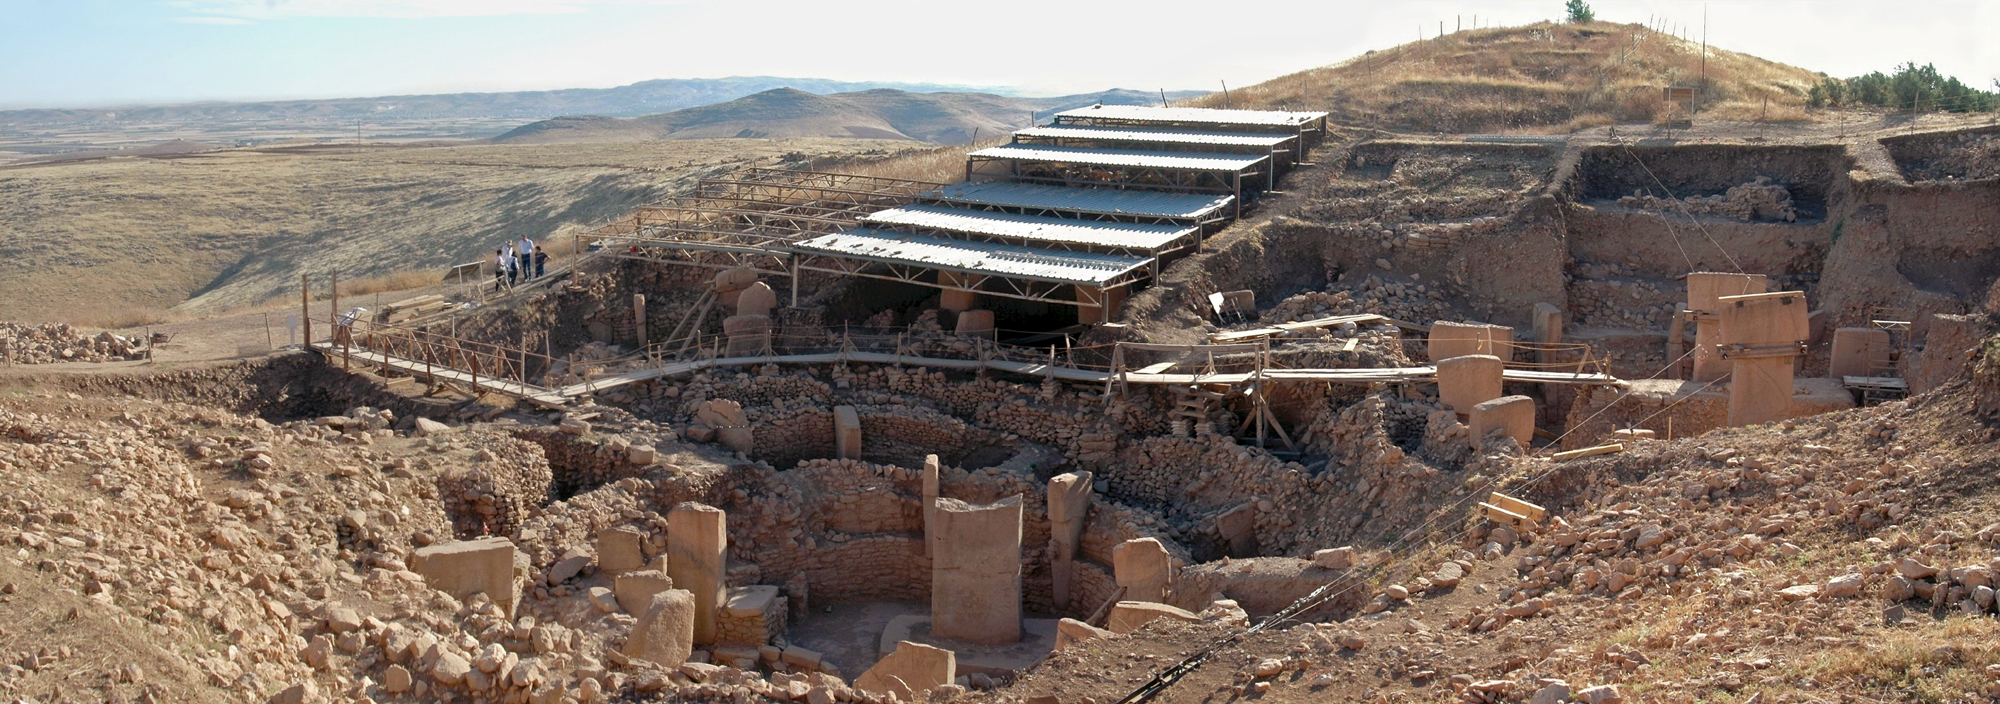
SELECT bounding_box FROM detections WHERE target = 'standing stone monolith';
[667,502,727,644]
[931,495,1023,644]
[1718,290,1808,426]
[1113,537,1172,603]
[1047,471,1093,609]
[1687,272,1769,382]
[1436,354,1505,415]
[921,454,940,558]
[833,405,862,460]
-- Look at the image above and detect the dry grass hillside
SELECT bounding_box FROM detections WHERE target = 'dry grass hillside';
[1198,21,1824,132]
[0,138,906,324]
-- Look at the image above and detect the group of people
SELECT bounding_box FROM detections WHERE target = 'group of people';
[493,236,550,291]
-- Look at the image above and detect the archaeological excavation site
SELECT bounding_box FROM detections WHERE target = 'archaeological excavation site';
[6,101,2000,704]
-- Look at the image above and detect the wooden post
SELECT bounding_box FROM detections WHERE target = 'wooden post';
[300,274,311,346]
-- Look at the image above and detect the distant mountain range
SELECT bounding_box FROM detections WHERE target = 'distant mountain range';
[0,77,1195,127]
[492,87,1210,145]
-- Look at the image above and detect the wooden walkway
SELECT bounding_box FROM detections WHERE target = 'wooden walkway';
[553,350,1620,399]
[309,342,570,407]
[315,339,1622,408]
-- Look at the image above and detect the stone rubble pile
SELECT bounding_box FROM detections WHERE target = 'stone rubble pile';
[0,321,143,363]
[1616,177,1799,222]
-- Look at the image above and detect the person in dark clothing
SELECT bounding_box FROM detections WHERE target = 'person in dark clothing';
[534,245,548,278]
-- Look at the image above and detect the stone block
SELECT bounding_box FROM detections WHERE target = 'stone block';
[723,585,779,617]
[833,405,861,460]
[939,272,983,313]
[1113,537,1172,603]
[1688,272,1771,381]
[1436,354,1505,415]
[548,546,592,584]
[1313,546,1353,570]
[1104,601,1201,634]
[931,495,1023,644]
[627,444,656,465]
[713,267,758,307]
[1719,291,1808,426]
[954,309,995,336]
[668,503,728,645]
[1217,503,1259,558]
[1046,471,1093,609]
[854,641,955,699]
[1829,326,1891,379]
[695,399,747,428]
[410,537,518,616]
[615,570,674,614]
[736,282,778,318]
[1913,313,1981,394]
[1468,395,1536,448]
[1054,618,1114,651]
[1430,321,1514,362]
[622,589,696,668]
[922,454,940,558]
[597,528,646,575]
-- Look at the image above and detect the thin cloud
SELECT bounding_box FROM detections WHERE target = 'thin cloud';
[164,0,672,20]
[172,15,256,24]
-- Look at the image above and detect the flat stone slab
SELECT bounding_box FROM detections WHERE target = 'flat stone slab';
[879,614,1057,677]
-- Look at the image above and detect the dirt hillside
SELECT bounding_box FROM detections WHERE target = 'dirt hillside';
[1199,21,1826,132]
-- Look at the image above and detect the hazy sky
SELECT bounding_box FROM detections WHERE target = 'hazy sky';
[3,0,1995,109]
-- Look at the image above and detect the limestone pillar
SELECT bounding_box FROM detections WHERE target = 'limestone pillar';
[1913,314,1979,394]
[1076,285,1129,325]
[1531,303,1562,365]
[633,294,647,348]
[1112,537,1172,603]
[1717,291,1808,427]
[1686,272,1769,382]
[954,309,995,336]
[666,502,727,645]
[1468,395,1536,449]
[1047,471,1093,609]
[1436,354,1504,415]
[939,272,982,313]
[921,454,940,558]
[713,267,759,311]
[1829,327,1891,379]
[833,406,861,460]
[931,495,1023,644]
[410,537,519,617]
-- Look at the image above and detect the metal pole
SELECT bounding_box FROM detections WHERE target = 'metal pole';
[300,274,311,346]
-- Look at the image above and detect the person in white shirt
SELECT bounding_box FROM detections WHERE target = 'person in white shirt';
[336,307,367,347]
[517,236,536,280]
[492,248,508,292]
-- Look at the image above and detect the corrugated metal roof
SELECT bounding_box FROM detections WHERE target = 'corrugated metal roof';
[789,228,1151,286]
[1051,105,1329,127]
[862,204,1195,251]
[930,181,1233,220]
[1015,125,1296,148]
[970,144,1267,172]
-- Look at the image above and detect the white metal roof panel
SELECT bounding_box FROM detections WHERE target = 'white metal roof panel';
[861,204,1195,251]
[790,228,1151,286]
[930,181,1233,220]
[1015,125,1296,148]
[970,144,1267,172]
[1052,105,1329,127]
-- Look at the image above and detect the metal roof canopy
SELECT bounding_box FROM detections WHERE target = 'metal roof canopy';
[969,144,1269,172]
[1051,105,1330,130]
[1014,125,1297,149]
[861,204,1197,254]
[927,180,1234,222]
[788,228,1152,307]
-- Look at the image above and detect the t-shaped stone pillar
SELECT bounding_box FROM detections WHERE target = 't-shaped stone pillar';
[921,454,940,558]
[931,495,1023,644]
[1046,471,1093,609]
[1717,290,1809,427]
[1429,321,1514,362]
[833,405,861,460]
[1436,354,1505,415]
[1468,395,1536,449]
[666,502,727,644]
[1829,327,1891,379]
[1112,537,1172,603]
[1686,272,1769,382]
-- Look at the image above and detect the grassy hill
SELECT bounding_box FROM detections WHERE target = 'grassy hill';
[1195,21,1825,132]
[494,88,1209,145]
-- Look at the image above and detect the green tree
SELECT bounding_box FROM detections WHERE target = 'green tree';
[1565,0,1595,23]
